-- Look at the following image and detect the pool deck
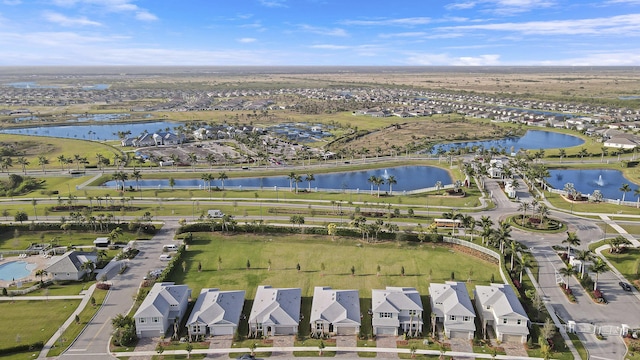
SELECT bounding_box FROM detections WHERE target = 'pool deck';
[0,254,52,288]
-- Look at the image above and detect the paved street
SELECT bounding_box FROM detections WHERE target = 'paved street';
[55,220,180,360]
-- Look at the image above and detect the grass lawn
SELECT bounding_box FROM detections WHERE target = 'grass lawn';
[568,333,588,360]
[601,247,640,283]
[46,287,109,357]
[0,228,149,251]
[356,339,377,357]
[0,299,80,353]
[169,233,499,300]
[544,191,640,216]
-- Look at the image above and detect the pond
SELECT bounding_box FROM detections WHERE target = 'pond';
[547,169,640,200]
[103,166,453,192]
[431,130,584,154]
[0,121,184,141]
[0,261,36,281]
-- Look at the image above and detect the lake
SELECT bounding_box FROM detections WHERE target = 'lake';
[103,166,453,192]
[0,121,184,141]
[547,169,640,200]
[431,130,584,154]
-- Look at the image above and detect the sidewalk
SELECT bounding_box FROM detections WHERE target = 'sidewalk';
[38,283,98,359]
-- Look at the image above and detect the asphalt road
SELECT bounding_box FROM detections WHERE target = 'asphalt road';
[57,220,180,360]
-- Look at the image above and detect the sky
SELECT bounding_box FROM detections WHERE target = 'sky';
[1,0,640,66]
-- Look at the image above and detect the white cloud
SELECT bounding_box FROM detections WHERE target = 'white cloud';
[378,32,428,39]
[238,37,256,43]
[446,2,477,10]
[446,0,555,15]
[341,17,431,26]
[3,0,22,5]
[298,24,348,37]
[51,0,158,21]
[405,52,501,65]
[440,13,640,35]
[258,0,287,8]
[43,11,102,26]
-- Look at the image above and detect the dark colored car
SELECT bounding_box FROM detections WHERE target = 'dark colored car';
[236,355,256,360]
[619,281,633,291]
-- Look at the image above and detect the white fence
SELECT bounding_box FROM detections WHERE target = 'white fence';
[442,237,508,284]
[547,188,637,207]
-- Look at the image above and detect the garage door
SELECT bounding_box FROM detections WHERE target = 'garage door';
[336,326,357,335]
[138,329,160,338]
[449,330,471,339]
[376,327,396,335]
[211,326,235,336]
[501,334,523,343]
[276,326,296,335]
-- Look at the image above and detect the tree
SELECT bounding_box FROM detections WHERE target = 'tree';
[562,231,580,256]
[217,256,222,270]
[187,152,198,171]
[288,172,296,192]
[559,264,576,290]
[374,176,384,197]
[169,177,175,189]
[620,183,631,202]
[558,148,566,163]
[35,269,47,282]
[218,172,228,190]
[186,343,193,359]
[368,175,377,195]
[38,155,49,173]
[351,265,355,276]
[386,175,397,194]
[305,173,315,191]
[293,173,302,193]
[296,262,301,272]
[401,266,405,276]
[574,250,593,278]
[246,259,251,270]
[17,156,29,174]
[14,211,28,223]
[327,223,337,240]
[591,257,609,291]
[517,202,530,225]
[609,235,632,253]
[578,147,588,162]
[131,170,142,191]
[57,155,67,171]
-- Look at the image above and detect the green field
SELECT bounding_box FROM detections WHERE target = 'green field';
[0,299,80,352]
[169,233,498,300]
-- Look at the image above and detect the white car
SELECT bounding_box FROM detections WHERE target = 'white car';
[159,254,172,261]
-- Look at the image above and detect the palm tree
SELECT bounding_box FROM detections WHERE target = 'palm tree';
[374,176,384,197]
[558,148,566,163]
[131,170,142,191]
[386,175,397,194]
[305,173,315,192]
[517,202,530,225]
[620,183,631,202]
[57,155,67,171]
[591,257,609,291]
[491,221,511,254]
[559,264,576,290]
[187,152,198,171]
[479,216,493,245]
[517,253,534,283]
[201,173,213,191]
[81,260,96,279]
[506,240,521,271]
[578,148,588,162]
[562,231,581,256]
[218,172,228,190]
[293,174,302,193]
[205,153,217,169]
[35,269,47,282]
[38,155,49,173]
[288,172,296,192]
[574,249,593,278]
[17,156,29,174]
[367,175,377,195]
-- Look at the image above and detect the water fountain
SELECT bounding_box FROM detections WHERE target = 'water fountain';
[595,175,605,187]
[382,169,389,179]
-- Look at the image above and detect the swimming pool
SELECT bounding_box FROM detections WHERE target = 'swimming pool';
[0,261,37,281]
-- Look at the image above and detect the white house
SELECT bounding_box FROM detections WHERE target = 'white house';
[248,285,301,337]
[44,251,97,281]
[310,286,360,337]
[134,282,191,338]
[603,137,638,149]
[186,288,245,340]
[488,159,504,178]
[429,282,476,339]
[474,284,530,343]
[371,287,423,336]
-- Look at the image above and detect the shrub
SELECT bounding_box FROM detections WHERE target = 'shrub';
[96,283,111,290]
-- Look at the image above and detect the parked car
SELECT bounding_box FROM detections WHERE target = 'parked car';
[159,254,172,261]
[619,282,633,291]
[236,355,256,360]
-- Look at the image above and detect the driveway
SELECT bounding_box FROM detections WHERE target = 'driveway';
[375,335,397,358]
[270,335,294,358]
[448,338,473,359]
[206,335,233,358]
[501,340,528,358]
[335,335,357,358]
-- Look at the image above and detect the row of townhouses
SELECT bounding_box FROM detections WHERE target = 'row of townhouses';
[133,282,530,344]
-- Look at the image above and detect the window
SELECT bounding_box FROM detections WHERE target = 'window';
[463,316,470,322]
[256,323,263,330]
[379,313,392,318]
[152,317,160,323]
[408,310,418,316]
[139,318,146,323]
[316,323,323,330]
[517,319,522,325]
[503,318,508,324]
[449,315,456,321]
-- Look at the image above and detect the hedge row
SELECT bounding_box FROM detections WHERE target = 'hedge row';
[0,341,43,356]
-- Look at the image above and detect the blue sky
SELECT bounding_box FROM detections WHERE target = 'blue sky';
[1,0,640,66]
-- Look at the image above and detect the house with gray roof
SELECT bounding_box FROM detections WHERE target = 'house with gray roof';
[186,288,245,340]
[248,285,301,337]
[134,282,191,338]
[371,287,423,336]
[429,282,476,339]
[44,251,97,281]
[310,286,360,337]
[474,283,529,343]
